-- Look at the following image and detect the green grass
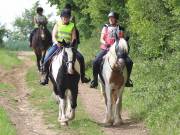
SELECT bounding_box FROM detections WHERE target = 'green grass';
[0,83,15,97]
[26,67,104,135]
[0,49,21,70]
[0,107,16,135]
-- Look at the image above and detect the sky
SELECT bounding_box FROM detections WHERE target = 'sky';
[0,0,58,29]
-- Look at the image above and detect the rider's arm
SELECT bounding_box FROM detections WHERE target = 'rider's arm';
[33,16,37,25]
[71,27,77,43]
[52,24,58,44]
[44,16,48,25]
[118,26,125,38]
[100,27,106,45]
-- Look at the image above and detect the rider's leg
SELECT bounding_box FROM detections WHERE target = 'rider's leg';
[90,49,108,88]
[125,56,133,87]
[40,44,59,85]
[76,51,90,83]
[29,28,38,47]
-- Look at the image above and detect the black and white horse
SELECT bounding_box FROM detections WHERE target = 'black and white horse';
[99,37,128,126]
[49,41,80,126]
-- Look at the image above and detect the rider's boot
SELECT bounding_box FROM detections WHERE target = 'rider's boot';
[80,63,90,83]
[125,78,133,87]
[40,63,49,85]
[125,57,133,87]
[76,51,90,83]
[90,78,98,88]
[90,69,98,88]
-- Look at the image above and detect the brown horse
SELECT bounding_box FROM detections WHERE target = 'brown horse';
[31,24,52,72]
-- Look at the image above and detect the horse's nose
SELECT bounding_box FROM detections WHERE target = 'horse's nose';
[41,34,45,39]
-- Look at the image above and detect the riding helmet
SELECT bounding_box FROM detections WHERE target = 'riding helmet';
[61,9,71,18]
[36,7,43,13]
[108,11,119,19]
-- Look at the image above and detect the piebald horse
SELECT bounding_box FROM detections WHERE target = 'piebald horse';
[99,37,128,126]
[49,41,80,126]
[32,24,52,72]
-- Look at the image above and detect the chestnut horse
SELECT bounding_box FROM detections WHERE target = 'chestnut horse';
[31,24,52,72]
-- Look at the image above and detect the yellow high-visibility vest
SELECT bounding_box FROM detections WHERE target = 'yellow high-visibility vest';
[56,21,74,43]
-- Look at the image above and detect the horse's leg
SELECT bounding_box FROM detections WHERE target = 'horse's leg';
[65,89,72,118]
[104,85,113,126]
[35,51,42,72]
[58,97,68,125]
[67,86,78,121]
[41,50,46,69]
[99,81,108,123]
[113,87,124,126]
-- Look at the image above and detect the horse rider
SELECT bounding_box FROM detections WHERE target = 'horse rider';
[40,9,90,85]
[90,11,133,88]
[29,7,51,47]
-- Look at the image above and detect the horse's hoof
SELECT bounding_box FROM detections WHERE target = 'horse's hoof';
[103,122,113,127]
[113,120,123,127]
[67,109,75,121]
[59,117,68,122]
[60,121,68,126]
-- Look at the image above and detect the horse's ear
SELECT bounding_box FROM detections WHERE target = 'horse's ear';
[62,39,67,46]
[70,39,76,47]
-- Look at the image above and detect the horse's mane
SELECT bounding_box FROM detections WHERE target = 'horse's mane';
[107,38,128,59]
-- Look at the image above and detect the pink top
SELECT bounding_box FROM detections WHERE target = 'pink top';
[100,25,124,50]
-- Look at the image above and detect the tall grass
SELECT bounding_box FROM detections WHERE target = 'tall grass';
[123,52,180,135]
[4,40,31,51]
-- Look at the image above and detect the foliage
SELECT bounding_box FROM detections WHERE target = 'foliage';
[0,23,8,47]
[123,52,180,135]
[127,0,180,58]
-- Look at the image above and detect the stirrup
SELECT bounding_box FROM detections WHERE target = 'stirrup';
[90,80,98,88]
[81,77,91,83]
[125,79,133,87]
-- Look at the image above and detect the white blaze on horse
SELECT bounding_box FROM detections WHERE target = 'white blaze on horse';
[49,41,80,126]
[99,37,128,126]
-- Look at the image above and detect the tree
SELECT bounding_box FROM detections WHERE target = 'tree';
[0,23,7,47]
[127,0,180,58]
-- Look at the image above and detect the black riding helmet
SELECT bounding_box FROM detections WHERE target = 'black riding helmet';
[37,7,43,14]
[108,11,119,20]
[61,9,71,18]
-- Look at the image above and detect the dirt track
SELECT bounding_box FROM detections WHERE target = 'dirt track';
[0,51,148,135]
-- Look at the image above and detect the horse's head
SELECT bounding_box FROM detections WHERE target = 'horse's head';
[60,40,77,75]
[108,37,128,71]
